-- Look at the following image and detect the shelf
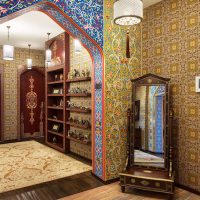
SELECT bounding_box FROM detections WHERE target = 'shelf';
[48,130,63,137]
[66,93,91,97]
[66,108,91,114]
[46,65,64,72]
[48,94,64,97]
[48,118,64,123]
[66,121,91,130]
[48,80,64,85]
[66,136,91,145]
[48,106,63,110]
[46,141,64,152]
[66,77,91,83]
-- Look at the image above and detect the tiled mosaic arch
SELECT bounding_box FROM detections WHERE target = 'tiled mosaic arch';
[0,1,105,180]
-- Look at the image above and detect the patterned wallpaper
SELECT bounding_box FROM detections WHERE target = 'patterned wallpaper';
[0,46,45,140]
[0,0,103,47]
[104,0,141,180]
[69,36,92,160]
[142,0,200,191]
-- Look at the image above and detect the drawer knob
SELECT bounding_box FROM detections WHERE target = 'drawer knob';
[131,179,136,183]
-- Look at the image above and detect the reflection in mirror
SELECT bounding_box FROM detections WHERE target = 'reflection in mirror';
[134,85,165,168]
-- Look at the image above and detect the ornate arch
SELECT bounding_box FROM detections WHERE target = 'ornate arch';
[0,1,105,180]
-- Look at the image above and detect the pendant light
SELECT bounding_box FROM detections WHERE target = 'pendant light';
[46,33,52,63]
[74,39,82,54]
[3,26,14,61]
[27,44,32,69]
[113,0,143,58]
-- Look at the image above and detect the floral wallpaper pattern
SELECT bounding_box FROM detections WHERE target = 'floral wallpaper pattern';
[0,0,103,47]
[104,0,141,180]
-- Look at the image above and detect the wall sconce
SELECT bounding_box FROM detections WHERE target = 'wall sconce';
[46,32,52,63]
[113,0,143,58]
[74,39,82,54]
[27,44,32,70]
[3,26,14,61]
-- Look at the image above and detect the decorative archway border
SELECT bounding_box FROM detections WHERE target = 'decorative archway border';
[0,2,106,180]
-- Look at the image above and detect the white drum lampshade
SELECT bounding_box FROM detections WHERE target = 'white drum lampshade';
[74,39,82,54]
[114,0,143,26]
[45,33,52,63]
[113,0,143,58]
[27,58,32,69]
[27,44,32,69]
[46,49,52,63]
[3,44,14,61]
[3,26,14,61]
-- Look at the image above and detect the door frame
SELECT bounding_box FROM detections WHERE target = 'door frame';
[17,65,45,140]
[0,66,4,141]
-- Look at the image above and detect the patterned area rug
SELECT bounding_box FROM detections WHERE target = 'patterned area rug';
[0,141,91,193]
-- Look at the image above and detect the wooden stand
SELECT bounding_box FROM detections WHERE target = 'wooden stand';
[120,74,175,197]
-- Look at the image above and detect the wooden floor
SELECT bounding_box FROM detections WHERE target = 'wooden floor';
[0,171,103,200]
[60,182,200,200]
[0,139,199,200]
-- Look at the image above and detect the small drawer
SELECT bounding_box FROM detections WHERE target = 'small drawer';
[125,176,173,193]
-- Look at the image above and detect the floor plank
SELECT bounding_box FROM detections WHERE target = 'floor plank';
[0,171,103,200]
[60,182,200,200]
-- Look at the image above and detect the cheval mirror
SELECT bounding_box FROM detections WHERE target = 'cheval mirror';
[120,74,175,197]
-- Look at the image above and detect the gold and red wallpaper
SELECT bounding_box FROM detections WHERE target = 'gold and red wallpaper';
[0,46,45,140]
[104,0,200,192]
[142,0,200,191]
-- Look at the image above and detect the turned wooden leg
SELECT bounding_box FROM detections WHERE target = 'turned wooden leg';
[121,186,125,193]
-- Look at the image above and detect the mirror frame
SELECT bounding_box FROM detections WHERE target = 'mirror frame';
[130,73,170,171]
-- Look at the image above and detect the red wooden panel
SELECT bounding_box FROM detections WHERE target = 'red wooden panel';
[20,68,45,137]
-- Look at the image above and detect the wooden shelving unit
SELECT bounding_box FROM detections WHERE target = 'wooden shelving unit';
[47,118,64,123]
[48,94,64,97]
[66,74,92,152]
[66,108,91,114]
[48,80,64,85]
[66,77,91,83]
[66,136,90,145]
[48,130,63,137]
[66,121,91,130]
[48,106,63,110]
[45,32,70,153]
[45,32,92,159]
[66,93,91,97]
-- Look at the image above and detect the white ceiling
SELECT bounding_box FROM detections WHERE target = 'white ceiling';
[144,0,162,8]
[0,11,64,50]
[0,0,162,50]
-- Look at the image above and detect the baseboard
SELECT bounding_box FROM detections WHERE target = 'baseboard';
[175,183,200,196]
[0,136,44,144]
[91,172,119,185]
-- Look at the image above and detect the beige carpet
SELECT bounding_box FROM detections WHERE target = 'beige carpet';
[0,141,91,193]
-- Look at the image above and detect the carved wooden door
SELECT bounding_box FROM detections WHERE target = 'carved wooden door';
[20,68,45,138]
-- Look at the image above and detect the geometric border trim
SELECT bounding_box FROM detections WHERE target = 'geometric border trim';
[0,2,106,180]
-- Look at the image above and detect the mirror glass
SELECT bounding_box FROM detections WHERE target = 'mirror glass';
[134,85,166,168]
